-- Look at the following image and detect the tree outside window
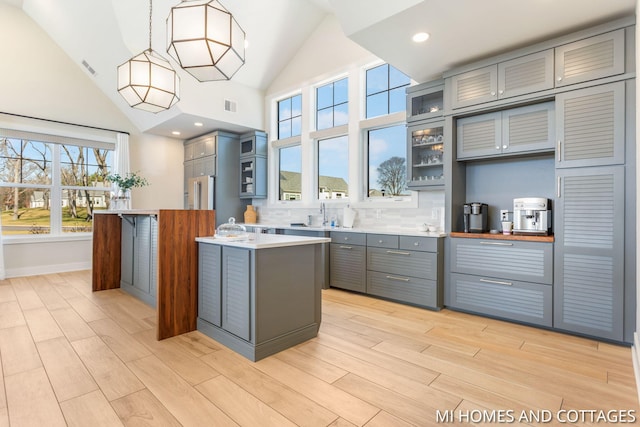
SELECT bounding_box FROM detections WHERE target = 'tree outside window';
[368,125,409,197]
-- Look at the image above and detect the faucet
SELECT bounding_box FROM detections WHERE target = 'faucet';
[320,202,328,226]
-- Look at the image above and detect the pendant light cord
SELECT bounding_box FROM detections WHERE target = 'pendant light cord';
[148,0,153,51]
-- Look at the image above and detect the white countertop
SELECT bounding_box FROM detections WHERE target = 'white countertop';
[95,209,159,215]
[240,223,445,238]
[196,234,331,249]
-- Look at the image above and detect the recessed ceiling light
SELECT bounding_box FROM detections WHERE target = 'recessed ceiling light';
[194,122,204,127]
[412,32,430,43]
[172,131,181,136]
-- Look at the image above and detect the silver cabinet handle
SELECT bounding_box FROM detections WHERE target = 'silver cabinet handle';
[386,250,411,255]
[557,176,561,198]
[386,275,410,282]
[339,245,353,250]
[480,278,513,286]
[557,140,562,162]
[480,241,513,246]
[378,239,384,244]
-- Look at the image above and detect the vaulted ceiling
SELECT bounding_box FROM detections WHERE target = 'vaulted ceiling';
[4,0,636,139]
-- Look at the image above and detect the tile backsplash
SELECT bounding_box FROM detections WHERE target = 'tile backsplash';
[249,191,445,232]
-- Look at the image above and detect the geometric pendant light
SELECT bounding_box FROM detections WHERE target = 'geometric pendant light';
[166,0,246,82]
[117,0,180,113]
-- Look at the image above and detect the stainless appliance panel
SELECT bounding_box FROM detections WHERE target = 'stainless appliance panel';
[188,176,214,210]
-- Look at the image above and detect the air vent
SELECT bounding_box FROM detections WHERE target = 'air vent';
[224,99,237,113]
[81,59,96,76]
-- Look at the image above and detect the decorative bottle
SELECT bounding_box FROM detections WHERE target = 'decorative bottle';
[244,205,257,224]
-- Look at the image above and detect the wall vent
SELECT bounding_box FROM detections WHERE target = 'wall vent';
[81,59,97,76]
[224,99,237,113]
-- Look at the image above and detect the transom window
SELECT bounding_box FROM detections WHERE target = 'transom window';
[365,64,410,119]
[316,78,348,130]
[278,94,302,139]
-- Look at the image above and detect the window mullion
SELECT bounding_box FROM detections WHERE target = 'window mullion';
[50,144,62,234]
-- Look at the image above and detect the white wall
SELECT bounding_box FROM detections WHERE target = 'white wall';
[0,3,184,277]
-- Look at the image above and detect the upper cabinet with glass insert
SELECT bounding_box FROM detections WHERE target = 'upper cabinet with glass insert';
[407,121,445,189]
[406,80,444,122]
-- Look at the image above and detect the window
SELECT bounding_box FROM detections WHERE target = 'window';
[0,135,113,236]
[367,125,409,197]
[278,94,302,139]
[365,64,410,119]
[316,78,348,130]
[278,145,302,201]
[318,136,348,199]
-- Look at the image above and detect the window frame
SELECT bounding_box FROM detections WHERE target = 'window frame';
[365,63,411,119]
[315,77,349,131]
[0,129,115,241]
[277,94,302,140]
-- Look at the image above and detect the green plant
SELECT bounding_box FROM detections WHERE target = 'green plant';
[105,172,149,190]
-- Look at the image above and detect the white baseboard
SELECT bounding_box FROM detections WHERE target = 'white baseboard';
[633,333,640,404]
[5,261,91,278]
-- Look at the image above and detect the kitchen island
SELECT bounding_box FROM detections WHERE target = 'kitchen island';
[196,233,330,361]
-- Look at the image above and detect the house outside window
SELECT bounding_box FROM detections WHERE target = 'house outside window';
[365,63,410,119]
[317,135,348,199]
[0,135,113,236]
[278,94,302,139]
[316,78,348,130]
[278,145,302,201]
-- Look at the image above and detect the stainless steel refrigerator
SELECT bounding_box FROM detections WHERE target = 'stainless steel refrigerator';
[188,176,214,210]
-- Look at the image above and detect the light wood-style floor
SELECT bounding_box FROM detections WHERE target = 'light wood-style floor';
[0,271,637,426]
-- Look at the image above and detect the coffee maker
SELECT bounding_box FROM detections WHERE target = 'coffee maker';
[463,202,488,233]
[513,197,551,235]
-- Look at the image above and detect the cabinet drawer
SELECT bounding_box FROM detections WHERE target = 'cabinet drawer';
[367,271,438,308]
[367,234,399,249]
[451,238,552,284]
[330,243,366,292]
[399,236,438,252]
[331,232,366,246]
[367,247,436,280]
[449,273,552,327]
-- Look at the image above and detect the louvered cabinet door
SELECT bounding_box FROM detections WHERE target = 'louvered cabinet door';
[222,246,251,341]
[330,243,366,292]
[198,243,222,327]
[554,166,624,341]
[456,111,502,159]
[555,29,625,87]
[556,82,625,168]
[498,49,554,99]
[450,65,498,109]
[502,102,555,155]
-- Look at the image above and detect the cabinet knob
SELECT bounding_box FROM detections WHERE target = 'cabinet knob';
[557,76,563,82]
[414,242,419,246]
[502,144,507,149]
[378,240,383,244]
[496,146,500,150]
[490,91,496,97]
[498,89,504,95]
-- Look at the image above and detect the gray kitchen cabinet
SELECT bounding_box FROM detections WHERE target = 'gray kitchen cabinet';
[555,82,625,168]
[555,29,625,88]
[457,102,554,160]
[330,231,366,293]
[197,241,322,361]
[198,243,222,327]
[283,228,330,289]
[449,273,552,327]
[120,214,158,307]
[449,49,553,109]
[448,237,553,327]
[406,80,444,122]
[222,246,251,341]
[407,119,445,188]
[184,133,216,161]
[365,234,443,309]
[554,166,625,341]
[239,131,268,199]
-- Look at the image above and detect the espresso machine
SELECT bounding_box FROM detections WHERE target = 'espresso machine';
[463,202,488,233]
[513,197,552,235]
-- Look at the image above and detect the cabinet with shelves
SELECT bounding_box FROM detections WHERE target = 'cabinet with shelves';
[406,80,444,122]
[407,120,444,188]
[457,101,555,160]
[239,131,267,199]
